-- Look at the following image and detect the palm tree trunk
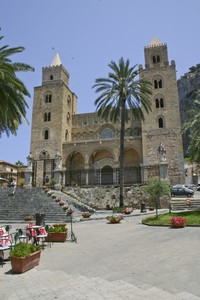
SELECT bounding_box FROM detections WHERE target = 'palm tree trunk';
[119,98,126,207]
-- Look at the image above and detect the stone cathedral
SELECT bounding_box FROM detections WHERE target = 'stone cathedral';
[29,37,184,187]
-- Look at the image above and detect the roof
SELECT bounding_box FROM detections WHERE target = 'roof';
[51,53,62,66]
[150,36,162,46]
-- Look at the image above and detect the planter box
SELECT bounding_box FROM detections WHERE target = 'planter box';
[10,250,41,274]
[45,232,67,243]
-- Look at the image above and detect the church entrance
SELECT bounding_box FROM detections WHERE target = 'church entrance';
[101,165,113,185]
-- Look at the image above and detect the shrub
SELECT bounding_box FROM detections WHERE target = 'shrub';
[10,242,40,258]
[48,226,68,233]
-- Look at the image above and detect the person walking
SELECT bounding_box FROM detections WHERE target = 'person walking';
[11,179,16,195]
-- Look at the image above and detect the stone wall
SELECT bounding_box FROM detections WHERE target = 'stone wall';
[64,185,170,210]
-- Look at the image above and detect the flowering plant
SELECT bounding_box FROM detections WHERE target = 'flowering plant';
[170,216,186,227]
[66,208,74,215]
[122,207,133,214]
[59,200,65,206]
[24,216,32,221]
[107,214,124,223]
[82,211,91,218]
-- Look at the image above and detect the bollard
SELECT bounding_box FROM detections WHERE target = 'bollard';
[35,213,45,226]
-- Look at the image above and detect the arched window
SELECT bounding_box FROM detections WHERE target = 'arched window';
[155,98,159,108]
[45,94,52,103]
[100,128,113,139]
[65,130,68,141]
[44,112,51,122]
[155,97,164,108]
[67,112,70,123]
[158,117,164,128]
[152,55,160,64]
[153,76,163,89]
[44,129,49,140]
[50,75,53,80]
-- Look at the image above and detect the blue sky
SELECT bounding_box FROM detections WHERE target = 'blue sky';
[1,0,200,164]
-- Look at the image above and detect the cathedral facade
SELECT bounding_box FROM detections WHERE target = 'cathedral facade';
[30,38,184,187]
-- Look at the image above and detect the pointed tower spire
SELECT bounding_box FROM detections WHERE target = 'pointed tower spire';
[150,36,161,46]
[51,53,62,66]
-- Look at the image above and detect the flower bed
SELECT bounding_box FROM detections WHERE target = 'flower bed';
[82,211,91,218]
[107,214,124,224]
[122,207,133,214]
[170,216,186,228]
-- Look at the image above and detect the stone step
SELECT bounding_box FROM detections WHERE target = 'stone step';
[2,268,200,299]
[170,198,200,211]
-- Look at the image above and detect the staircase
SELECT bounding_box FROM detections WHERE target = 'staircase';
[0,187,82,222]
[2,269,200,299]
[170,197,200,211]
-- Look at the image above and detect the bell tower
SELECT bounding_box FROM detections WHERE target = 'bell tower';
[30,53,77,186]
[139,37,184,183]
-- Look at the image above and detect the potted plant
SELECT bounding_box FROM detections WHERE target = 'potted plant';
[66,208,73,215]
[9,242,41,274]
[59,200,65,206]
[50,178,57,189]
[45,225,68,242]
[170,216,186,228]
[122,207,133,214]
[24,215,32,221]
[63,205,69,211]
[82,211,91,218]
[106,214,124,224]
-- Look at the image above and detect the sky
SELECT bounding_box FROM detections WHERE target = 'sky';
[1,0,200,165]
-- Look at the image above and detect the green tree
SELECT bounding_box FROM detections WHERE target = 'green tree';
[93,57,152,207]
[182,98,200,163]
[15,160,24,166]
[143,178,171,217]
[0,34,34,137]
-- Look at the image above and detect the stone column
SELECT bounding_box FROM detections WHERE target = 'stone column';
[159,162,168,180]
[52,170,62,185]
[24,169,32,188]
[24,153,33,188]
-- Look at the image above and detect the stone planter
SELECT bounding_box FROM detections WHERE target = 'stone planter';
[10,250,41,274]
[45,232,67,243]
[52,223,67,227]
[82,212,91,218]
[109,220,121,224]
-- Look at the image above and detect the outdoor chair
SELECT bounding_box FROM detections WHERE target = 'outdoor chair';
[16,228,29,243]
[0,232,18,266]
[36,228,48,250]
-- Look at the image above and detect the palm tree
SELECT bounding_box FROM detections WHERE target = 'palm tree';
[0,34,34,137]
[93,57,152,207]
[15,160,24,166]
[182,98,200,163]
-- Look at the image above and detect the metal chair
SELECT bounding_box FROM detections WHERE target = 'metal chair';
[35,226,49,249]
[0,232,17,266]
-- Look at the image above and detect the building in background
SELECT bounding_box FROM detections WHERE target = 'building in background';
[0,160,26,186]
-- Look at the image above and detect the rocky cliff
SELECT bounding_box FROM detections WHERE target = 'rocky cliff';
[177,64,200,155]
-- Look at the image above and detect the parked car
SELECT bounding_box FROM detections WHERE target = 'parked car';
[185,184,197,190]
[171,186,194,197]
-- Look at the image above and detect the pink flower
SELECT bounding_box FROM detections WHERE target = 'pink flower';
[170,216,186,226]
